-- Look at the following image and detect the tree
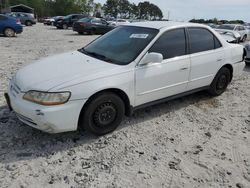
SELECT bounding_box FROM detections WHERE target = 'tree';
[137,1,162,20]
[103,0,119,18]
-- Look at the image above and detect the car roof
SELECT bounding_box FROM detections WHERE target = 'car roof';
[124,21,204,30]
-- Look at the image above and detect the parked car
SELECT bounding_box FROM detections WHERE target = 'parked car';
[73,17,114,35]
[6,12,36,26]
[217,24,248,42]
[215,29,241,43]
[43,17,55,25]
[56,14,86,29]
[5,22,245,135]
[0,14,23,37]
[53,16,64,26]
[108,19,130,27]
[245,42,250,64]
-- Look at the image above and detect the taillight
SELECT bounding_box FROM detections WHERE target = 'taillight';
[16,19,21,25]
[80,23,86,27]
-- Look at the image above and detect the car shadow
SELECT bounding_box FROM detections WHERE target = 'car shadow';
[0,90,215,164]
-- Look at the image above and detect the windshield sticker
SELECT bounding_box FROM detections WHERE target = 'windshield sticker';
[130,34,149,39]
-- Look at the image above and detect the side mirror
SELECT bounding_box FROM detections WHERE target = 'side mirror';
[140,52,163,65]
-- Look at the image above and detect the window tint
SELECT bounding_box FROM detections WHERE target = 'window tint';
[149,28,186,59]
[188,28,221,53]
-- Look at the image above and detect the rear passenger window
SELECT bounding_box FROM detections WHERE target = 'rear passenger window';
[149,28,186,59]
[188,28,222,54]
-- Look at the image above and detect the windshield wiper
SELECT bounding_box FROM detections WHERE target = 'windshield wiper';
[78,48,114,63]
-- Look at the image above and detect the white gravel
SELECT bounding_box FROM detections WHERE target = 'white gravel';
[0,23,250,188]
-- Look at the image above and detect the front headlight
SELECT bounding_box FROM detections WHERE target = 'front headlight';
[23,91,71,105]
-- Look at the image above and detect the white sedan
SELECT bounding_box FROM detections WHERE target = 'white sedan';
[5,21,245,135]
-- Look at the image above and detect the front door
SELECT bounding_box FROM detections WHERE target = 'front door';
[135,28,191,106]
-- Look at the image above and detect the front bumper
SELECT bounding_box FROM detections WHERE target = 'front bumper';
[7,81,86,133]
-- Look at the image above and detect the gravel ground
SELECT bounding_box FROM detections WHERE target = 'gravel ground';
[0,23,250,188]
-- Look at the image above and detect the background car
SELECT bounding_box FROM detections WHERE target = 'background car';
[215,29,241,43]
[73,17,114,35]
[53,16,64,26]
[6,12,36,26]
[108,19,130,27]
[43,17,55,25]
[56,14,86,29]
[217,24,248,42]
[0,14,23,37]
[245,42,250,64]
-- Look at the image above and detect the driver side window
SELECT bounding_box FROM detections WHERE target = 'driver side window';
[149,28,187,59]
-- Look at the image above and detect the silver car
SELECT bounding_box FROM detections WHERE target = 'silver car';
[7,12,36,26]
[217,24,248,42]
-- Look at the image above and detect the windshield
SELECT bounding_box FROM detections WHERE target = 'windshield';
[64,15,72,19]
[80,26,159,65]
[218,25,235,30]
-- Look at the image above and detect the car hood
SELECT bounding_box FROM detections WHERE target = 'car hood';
[14,51,122,92]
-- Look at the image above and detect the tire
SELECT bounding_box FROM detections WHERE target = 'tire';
[4,28,15,37]
[25,21,32,26]
[242,35,247,42]
[89,28,95,35]
[62,24,68,29]
[80,92,125,136]
[209,67,231,96]
[78,32,83,35]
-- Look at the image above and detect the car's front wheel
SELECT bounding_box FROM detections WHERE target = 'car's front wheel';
[25,21,32,26]
[4,28,15,37]
[80,92,125,136]
[62,24,68,29]
[242,35,247,42]
[209,67,231,96]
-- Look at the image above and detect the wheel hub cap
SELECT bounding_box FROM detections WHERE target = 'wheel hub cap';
[94,103,117,127]
[217,74,227,90]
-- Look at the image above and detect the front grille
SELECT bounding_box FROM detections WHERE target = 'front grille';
[16,113,37,126]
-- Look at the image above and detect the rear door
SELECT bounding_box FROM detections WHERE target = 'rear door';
[187,27,224,90]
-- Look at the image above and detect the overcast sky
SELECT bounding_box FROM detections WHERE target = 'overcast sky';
[96,0,250,22]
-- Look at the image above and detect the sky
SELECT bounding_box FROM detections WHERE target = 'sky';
[96,0,250,22]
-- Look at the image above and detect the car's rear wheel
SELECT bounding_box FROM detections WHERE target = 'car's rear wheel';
[4,28,15,37]
[25,21,32,26]
[80,92,125,136]
[62,24,68,29]
[209,67,231,96]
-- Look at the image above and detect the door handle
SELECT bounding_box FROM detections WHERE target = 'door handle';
[180,67,188,71]
[217,59,223,62]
